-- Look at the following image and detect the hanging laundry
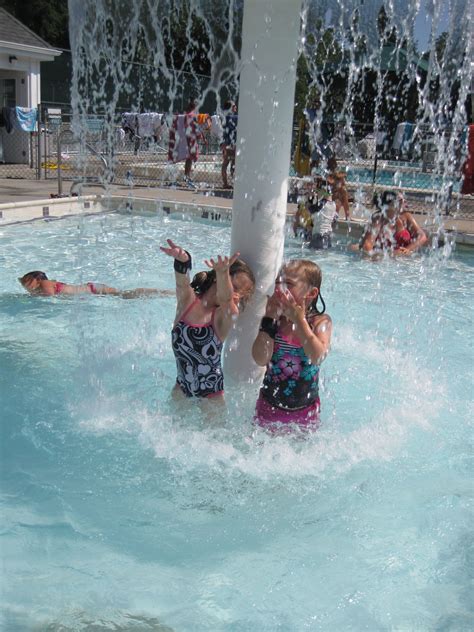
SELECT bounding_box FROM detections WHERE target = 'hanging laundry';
[15,107,38,132]
[122,113,138,136]
[2,107,18,133]
[461,124,474,194]
[392,122,414,153]
[210,114,223,140]
[137,113,157,138]
[168,112,199,163]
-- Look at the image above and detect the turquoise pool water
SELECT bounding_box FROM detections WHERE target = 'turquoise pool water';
[347,166,461,192]
[1,212,473,630]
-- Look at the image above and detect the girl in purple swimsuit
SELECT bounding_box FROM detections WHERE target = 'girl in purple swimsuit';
[160,239,255,399]
[252,259,332,430]
[19,271,163,298]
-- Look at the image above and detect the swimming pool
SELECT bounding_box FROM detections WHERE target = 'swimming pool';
[1,211,473,630]
[347,166,461,192]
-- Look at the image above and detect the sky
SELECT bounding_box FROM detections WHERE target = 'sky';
[413,0,450,51]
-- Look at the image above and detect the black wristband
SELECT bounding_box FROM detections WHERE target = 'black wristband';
[174,250,192,274]
[259,316,278,339]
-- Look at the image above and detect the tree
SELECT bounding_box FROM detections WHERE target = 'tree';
[0,0,70,48]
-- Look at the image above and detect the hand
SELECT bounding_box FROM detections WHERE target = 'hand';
[204,252,240,273]
[275,287,305,324]
[393,246,411,256]
[264,292,282,319]
[160,239,189,262]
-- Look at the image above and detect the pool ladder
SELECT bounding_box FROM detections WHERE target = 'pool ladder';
[56,129,110,197]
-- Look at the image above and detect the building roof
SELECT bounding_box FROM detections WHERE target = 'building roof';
[0,8,56,50]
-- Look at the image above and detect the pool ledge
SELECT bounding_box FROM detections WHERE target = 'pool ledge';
[1,193,473,247]
[0,195,103,225]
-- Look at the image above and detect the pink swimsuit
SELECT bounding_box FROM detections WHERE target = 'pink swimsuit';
[54,282,98,295]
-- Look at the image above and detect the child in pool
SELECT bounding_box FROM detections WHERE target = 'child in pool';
[19,270,167,298]
[359,190,427,257]
[308,188,338,250]
[293,201,313,240]
[252,259,332,429]
[160,239,255,399]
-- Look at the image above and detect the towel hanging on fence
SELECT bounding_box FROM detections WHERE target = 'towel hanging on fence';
[1,107,16,133]
[15,107,37,132]
[168,113,199,163]
[392,122,414,153]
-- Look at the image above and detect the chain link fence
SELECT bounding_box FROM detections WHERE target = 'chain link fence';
[1,103,472,218]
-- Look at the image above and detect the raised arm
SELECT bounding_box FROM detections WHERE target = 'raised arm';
[204,252,240,340]
[160,239,195,317]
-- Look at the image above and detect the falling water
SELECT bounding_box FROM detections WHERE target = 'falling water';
[1,1,471,628]
[68,0,471,214]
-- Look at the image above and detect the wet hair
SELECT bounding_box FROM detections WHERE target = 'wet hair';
[373,190,398,211]
[284,259,326,315]
[327,156,338,171]
[190,258,255,310]
[20,271,48,283]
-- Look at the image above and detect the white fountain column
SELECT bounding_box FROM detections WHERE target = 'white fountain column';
[224,0,303,382]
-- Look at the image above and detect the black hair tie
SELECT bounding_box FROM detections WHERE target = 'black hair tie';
[174,250,192,274]
[317,293,326,315]
[259,317,278,339]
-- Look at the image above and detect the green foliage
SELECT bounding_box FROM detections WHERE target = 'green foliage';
[0,0,70,48]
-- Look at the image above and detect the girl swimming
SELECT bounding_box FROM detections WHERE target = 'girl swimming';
[252,259,332,429]
[19,271,162,298]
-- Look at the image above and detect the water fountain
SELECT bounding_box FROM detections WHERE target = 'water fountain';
[68,0,471,376]
[1,0,472,628]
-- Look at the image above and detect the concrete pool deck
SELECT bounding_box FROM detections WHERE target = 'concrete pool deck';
[1,178,474,246]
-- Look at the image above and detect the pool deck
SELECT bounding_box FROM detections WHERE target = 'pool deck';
[1,178,474,245]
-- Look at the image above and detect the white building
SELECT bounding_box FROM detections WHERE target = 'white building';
[0,8,61,163]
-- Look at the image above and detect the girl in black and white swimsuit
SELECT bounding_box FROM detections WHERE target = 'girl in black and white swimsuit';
[160,239,255,398]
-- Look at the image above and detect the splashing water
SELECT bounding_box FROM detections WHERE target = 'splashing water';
[2,211,473,629]
[2,0,473,628]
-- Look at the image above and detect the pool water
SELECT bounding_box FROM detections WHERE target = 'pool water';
[1,212,473,631]
[346,166,461,192]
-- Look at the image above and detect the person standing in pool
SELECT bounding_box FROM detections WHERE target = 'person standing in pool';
[308,188,338,250]
[252,259,332,429]
[19,271,166,298]
[160,239,255,399]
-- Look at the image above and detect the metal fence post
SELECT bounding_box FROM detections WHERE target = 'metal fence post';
[57,130,62,196]
[372,154,378,185]
[36,105,42,179]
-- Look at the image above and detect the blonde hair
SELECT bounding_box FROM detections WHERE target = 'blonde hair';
[283,259,325,314]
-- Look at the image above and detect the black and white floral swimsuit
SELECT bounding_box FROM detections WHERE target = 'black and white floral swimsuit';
[171,298,224,397]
